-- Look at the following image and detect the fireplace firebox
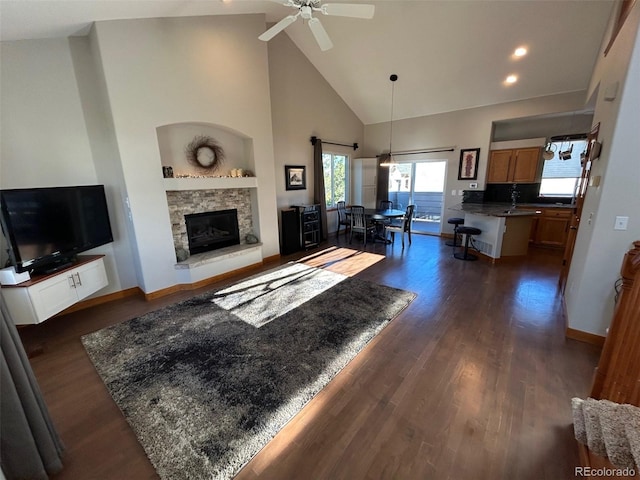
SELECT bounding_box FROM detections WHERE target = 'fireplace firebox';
[185,209,240,255]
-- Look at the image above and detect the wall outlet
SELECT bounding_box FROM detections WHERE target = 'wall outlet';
[451,190,456,196]
[614,216,629,231]
[458,190,464,196]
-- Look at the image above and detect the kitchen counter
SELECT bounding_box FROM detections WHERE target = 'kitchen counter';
[449,203,539,260]
[450,202,574,217]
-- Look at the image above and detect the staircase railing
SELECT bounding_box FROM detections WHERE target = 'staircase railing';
[576,240,640,478]
[590,240,640,405]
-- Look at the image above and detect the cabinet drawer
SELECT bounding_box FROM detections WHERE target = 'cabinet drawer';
[543,209,572,218]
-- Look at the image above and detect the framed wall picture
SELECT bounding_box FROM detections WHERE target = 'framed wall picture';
[458,148,480,180]
[285,165,306,190]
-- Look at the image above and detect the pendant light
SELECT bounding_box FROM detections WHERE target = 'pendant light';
[380,74,398,167]
[559,141,573,161]
[558,113,576,161]
[542,140,556,160]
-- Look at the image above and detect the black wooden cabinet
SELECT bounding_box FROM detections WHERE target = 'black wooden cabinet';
[281,204,321,254]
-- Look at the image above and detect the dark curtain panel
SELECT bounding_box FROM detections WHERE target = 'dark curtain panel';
[376,156,390,206]
[1,297,64,480]
[313,139,328,241]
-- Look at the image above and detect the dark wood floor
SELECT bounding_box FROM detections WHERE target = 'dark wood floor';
[19,233,602,480]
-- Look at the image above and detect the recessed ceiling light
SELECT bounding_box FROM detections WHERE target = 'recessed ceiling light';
[514,47,528,57]
[505,75,518,85]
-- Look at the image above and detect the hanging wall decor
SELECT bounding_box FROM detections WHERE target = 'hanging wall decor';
[458,148,480,180]
[185,135,225,172]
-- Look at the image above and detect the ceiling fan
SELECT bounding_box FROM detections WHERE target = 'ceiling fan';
[259,0,375,51]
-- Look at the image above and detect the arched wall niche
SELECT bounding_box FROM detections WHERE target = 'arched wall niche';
[156,122,255,177]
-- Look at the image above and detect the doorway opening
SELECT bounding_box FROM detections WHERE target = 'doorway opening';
[387,160,446,235]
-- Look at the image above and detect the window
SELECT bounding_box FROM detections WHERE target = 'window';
[322,152,348,208]
[539,139,586,197]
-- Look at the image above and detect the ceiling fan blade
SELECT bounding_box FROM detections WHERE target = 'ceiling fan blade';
[308,17,333,51]
[258,15,298,42]
[321,3,375,19]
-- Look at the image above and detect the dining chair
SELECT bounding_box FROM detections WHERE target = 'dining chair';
[376,200,394,231]
[349,205,377,246]
[378,200,393,210]
[386,204,415,248]
[336,201,350,237]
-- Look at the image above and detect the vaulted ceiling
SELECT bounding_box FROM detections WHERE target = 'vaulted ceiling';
[0,0,615,125]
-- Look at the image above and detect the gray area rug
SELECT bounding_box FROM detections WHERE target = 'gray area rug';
[82,262,416,479]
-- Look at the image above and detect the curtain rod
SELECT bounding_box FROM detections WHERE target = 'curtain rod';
[549,133,588,142]
[376,147,455,157]
[310,136,359,151]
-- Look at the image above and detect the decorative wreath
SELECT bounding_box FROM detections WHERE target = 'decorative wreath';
[185,135,225,171]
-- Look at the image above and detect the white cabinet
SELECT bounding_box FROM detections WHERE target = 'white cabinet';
[352,157,377,208]
[1,255,108,325]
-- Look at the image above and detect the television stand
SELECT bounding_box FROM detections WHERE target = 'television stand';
[0,255,108,325]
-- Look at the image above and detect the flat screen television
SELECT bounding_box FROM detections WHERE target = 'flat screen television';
[0,185,114,275]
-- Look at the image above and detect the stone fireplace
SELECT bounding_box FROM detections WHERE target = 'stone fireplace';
[185,209,240,254]
[166,188,253,260]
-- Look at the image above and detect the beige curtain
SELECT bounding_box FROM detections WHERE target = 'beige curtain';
[1,297,64,479]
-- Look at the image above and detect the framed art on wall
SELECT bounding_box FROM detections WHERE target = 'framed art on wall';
[458,148,480,180]
[285,165,306,190]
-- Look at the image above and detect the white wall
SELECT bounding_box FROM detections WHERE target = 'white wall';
[91,15,279,293]
[565,2,640,336]
[0,38,134,294]
[0,39,97,187]
[267,29,364,234]
[363,91,587,235]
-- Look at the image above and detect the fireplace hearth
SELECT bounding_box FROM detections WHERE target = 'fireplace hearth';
[185,209,240,255]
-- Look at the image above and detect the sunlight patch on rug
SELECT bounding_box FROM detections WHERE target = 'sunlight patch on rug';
[211,262,345,328]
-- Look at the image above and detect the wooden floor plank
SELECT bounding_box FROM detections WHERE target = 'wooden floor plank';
[16,233,602,480]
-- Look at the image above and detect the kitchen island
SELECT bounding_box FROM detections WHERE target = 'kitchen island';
[449,203,536,260]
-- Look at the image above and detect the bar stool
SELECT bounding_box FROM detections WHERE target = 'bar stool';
[446,217,464,247]
[454,226,482,261]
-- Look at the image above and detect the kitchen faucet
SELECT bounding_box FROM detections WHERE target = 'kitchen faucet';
[511,184,519,208]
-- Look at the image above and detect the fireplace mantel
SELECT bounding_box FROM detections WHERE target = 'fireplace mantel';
[163,177,257,191]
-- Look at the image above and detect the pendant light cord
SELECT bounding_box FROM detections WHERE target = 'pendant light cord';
[389,74,398,157]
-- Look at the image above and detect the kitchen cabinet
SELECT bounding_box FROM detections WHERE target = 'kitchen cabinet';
[486,147,541,183]
[519,207,573,248]
[536,208,572,247]
[1,255,108,325]
[352,157,377,208]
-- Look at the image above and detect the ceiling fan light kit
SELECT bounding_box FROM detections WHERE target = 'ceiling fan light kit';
[259,0,375,51]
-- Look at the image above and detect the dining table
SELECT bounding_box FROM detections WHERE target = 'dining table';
[346,207,406,243]
[364,208,405,221]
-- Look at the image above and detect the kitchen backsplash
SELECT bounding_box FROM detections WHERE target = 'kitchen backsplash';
[484,183,541,203]
[463,184,573,204]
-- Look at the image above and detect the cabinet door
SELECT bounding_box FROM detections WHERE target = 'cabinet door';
[73,258,108,300]
[511,147,540,183]
[280,209,300,254]
[30,274,79,321]
[487,150,512,183]
[536,216,570,247]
